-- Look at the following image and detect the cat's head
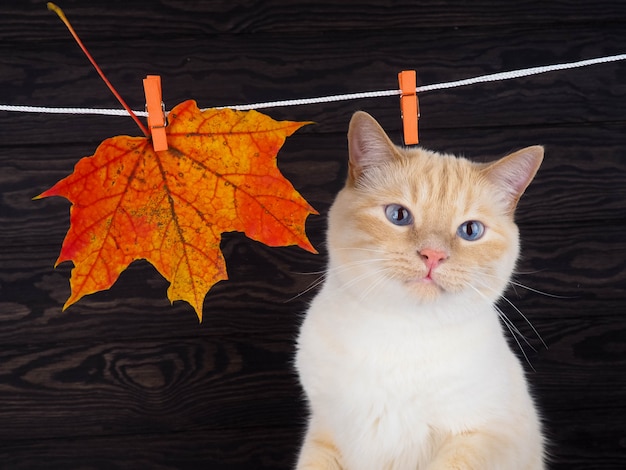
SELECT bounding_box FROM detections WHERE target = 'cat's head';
[326,111,543,311]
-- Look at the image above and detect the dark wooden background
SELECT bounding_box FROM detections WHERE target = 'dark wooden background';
[1,1,625,468]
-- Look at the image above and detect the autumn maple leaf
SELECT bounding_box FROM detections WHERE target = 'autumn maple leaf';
[37,100,317,320]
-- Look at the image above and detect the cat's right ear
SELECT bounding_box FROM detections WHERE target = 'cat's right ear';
[347,111,398,182]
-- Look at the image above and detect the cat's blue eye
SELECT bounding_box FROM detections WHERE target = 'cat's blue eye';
[457,220,485,241]
[385,204,413,226]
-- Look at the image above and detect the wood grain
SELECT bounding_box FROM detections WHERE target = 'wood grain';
[0,337,305,439]
[1,1,626,38]
[1,1,625,469]
[1,24,626,145]
[0,428,303,470]
[2,124,625,250]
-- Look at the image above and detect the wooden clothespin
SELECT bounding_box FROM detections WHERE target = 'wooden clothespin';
[398,70,419,145]
[143,75,168,151]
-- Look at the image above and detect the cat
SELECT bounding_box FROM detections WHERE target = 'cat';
[295,111,545,470]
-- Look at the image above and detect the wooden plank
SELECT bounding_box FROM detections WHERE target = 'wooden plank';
[0,337,305,441]
[0,241,314,343]
[1,25,625,145]
[1,2,625,468]
[1,1,626,38]
[0,427,302,470]
[0,219,624,344]
[0,417,623,470]
[544,408,626,470]
[2,124,624,251]
[0,415,623,470]
[519,222,626,301]
[0,315,623,464]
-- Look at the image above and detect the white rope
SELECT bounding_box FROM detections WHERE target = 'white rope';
[218,89,400,111]
[0,104,147,117]
[1,53,625,116]
[414,53,626,93]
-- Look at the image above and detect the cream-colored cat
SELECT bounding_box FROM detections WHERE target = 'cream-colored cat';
[295,111,545,470]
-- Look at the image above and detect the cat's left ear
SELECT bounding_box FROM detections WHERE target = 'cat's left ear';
[483,146,544,213]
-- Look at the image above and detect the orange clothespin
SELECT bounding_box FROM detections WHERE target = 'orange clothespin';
[398,70,419,145]
[143,75,168,151]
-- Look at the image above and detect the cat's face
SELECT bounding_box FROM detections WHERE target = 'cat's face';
[326,112,543,308]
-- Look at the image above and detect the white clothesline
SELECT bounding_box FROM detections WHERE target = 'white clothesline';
[1,53,625,116]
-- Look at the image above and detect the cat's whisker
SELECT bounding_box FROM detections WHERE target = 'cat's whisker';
[468,269,571,299]
[291,257,391,277]
[502,312,536,371]
[512,268,547,275]
[335,247,391,254]
[287,258,395,302]
[356,268,395,303]
[496,303,537,353]
[465,282,536,370]
[451,268,552,349]
[499,294,547,350]
[463,282,529,343]
[471,277,547,350]
[340,266,394,295]
[323,259,394,286]
[508,279,574,299]
[314,259,396,301]
[290,269,327,276]
[496,306,537,370]
[285,274,329,303]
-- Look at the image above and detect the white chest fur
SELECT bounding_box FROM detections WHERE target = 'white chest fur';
[296,287,528,470]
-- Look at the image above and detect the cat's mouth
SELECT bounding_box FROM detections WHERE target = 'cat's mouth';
[404,274,446,299]
[409,273,436,284]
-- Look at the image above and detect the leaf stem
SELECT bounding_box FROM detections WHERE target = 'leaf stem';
[47,3,150,137]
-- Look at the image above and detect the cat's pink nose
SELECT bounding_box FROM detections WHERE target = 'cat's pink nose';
[420,248,448,269]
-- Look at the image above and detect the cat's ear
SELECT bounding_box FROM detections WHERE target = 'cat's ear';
[347,111,398,182]
[483,146,544,213]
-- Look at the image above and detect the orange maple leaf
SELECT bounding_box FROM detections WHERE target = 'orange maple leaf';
[37,100,317,320]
